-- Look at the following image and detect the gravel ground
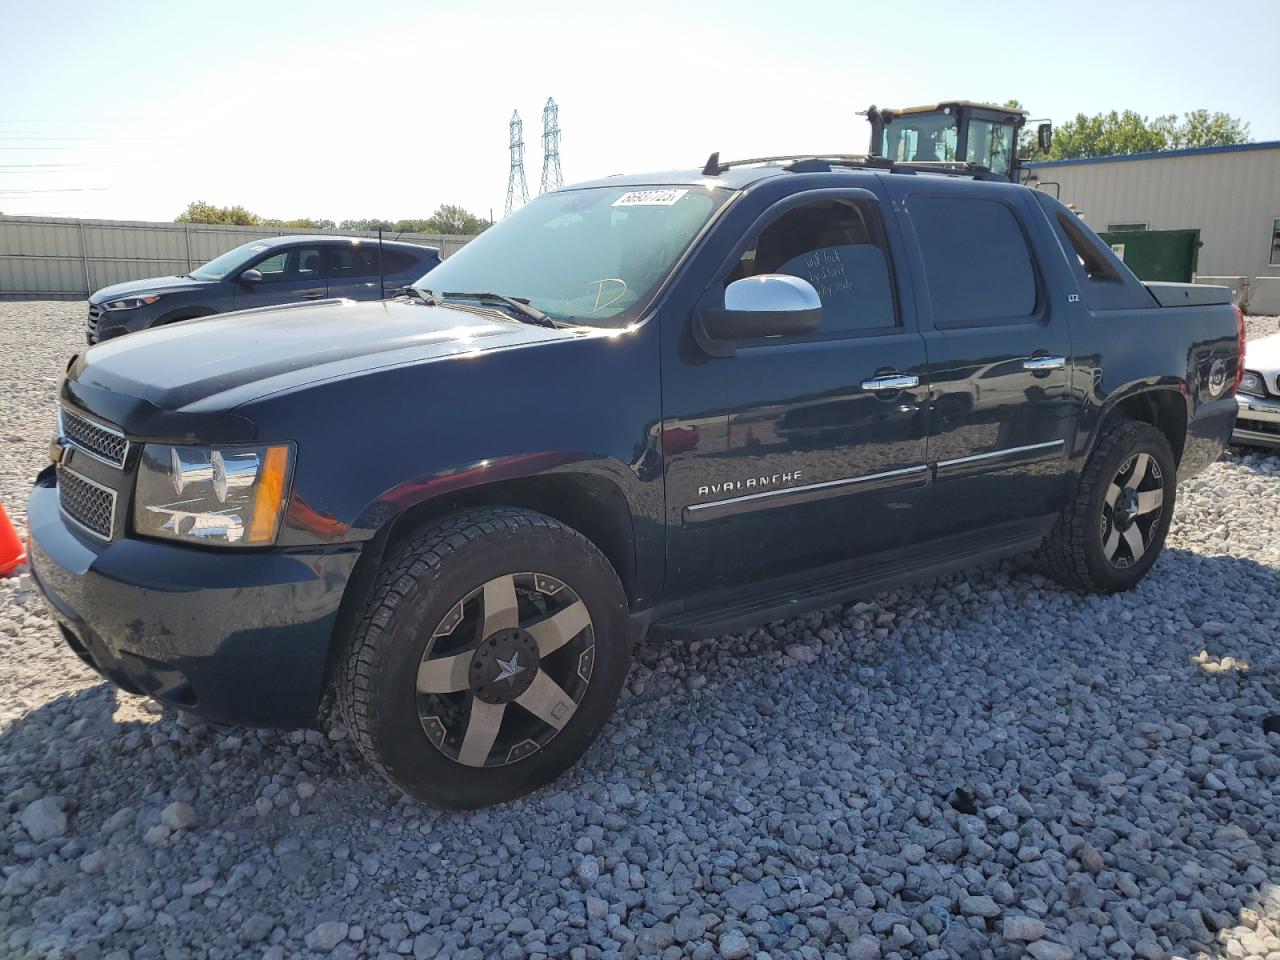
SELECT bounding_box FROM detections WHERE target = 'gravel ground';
[1,302,1278,960]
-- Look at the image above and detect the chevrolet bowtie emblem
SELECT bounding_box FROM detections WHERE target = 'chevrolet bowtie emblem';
[496,653,524,682]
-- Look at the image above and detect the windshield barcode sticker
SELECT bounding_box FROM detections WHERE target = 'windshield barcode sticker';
[612,189,689,207]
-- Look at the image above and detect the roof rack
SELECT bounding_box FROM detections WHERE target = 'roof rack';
[700,151,1008,182]
[701,152,889,175]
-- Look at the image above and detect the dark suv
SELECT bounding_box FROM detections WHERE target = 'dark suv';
[85,235,440,343]
[30,157,1241,808]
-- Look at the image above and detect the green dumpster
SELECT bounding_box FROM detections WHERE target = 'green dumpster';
[1097,229,1200,283]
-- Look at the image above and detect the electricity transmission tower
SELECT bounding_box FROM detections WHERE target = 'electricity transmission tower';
[540,97,563,193]
[505,110,529,216]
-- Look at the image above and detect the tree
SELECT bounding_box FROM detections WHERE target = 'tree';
[340,206,490,237]
[1045,109,1249,160]
[338,218,395,232]
[262,217,337,230]
[178,203,490,235]
[1170,109,1252,149]
[421,204,490,235]
[175,200,262,226]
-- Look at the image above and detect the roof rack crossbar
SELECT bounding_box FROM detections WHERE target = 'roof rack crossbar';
[705,153,889,174]
[700,152,1008,182]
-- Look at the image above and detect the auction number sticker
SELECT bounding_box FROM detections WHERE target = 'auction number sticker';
[612,189,689,207]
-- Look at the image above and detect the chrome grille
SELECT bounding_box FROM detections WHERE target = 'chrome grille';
[61,409,129,467]
[58,467,116,540]
[86,304,103,344]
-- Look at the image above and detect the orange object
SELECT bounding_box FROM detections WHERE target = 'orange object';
[0,503,26,577]
[247,445,292,545]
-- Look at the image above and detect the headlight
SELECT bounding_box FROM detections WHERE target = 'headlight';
[103,293,162,310]
[134,442,294,546]
[1238,371,1266,397]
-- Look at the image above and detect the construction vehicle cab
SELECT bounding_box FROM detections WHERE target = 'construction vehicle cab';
[865,101,1048,181]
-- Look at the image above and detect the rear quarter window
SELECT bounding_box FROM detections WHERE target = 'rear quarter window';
[908,195,1038,326]
[1030,191,1155,311]
[386,249,429,273]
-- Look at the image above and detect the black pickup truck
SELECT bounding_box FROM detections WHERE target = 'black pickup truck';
[28,157,1243,808]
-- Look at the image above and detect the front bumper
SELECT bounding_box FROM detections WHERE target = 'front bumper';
[86,302,154,344]
[1233,392,1280,448]
[27,474,361,728]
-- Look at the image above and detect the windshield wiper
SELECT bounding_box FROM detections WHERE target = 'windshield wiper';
[441,291,558,328]
[402,286,440,306]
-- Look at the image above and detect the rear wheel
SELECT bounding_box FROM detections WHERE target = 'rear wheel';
[338,507,629,808]
[1037,419,1176,593]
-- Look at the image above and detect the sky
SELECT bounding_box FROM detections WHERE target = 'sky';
[3,0,1278,224]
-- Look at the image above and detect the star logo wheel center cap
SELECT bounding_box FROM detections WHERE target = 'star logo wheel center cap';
[469,628,540,704]
[496,652,525,682]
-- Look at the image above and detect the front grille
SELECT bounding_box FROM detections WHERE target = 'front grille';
[1238,416,1280,436]
[86,304,103,344]
[58,466,116,540]
[60,409,129,467]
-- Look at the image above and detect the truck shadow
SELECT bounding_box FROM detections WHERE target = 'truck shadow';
[0,545,1276,958]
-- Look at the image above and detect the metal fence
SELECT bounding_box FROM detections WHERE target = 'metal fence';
[0,216,475,299]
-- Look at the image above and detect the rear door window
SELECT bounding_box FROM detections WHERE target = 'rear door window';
[908,196,1037,326]
[327,245,380,280]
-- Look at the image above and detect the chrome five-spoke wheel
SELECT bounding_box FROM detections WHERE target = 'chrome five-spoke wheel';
[417,573,595,768]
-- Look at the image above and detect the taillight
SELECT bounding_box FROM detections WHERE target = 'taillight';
[1233,304,1246,393]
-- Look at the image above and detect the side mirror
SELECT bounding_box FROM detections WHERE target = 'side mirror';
[1037,123,1053,153]
[239,268,263,284]
[695,274,822,357]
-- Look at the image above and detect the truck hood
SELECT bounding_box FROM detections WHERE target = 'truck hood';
[67,298,576,427]
[1246,332,1280,373]
[89,273,217,304]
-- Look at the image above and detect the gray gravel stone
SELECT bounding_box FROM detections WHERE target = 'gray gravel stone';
[1027,941,1075,960]
[718,930,750,960]
[306,922,350,952]
[1004,916,1047,941]
[159,800,197,830]
[19,796,67,841]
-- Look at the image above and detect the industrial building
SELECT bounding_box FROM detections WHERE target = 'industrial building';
[1023,141,1280,314]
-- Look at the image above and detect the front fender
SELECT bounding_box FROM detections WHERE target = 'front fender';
[150,304,218,327]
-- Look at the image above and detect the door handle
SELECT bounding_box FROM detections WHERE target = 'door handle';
[301,290,325,300]
[1023,356,1066,371]
[861,373,920,392]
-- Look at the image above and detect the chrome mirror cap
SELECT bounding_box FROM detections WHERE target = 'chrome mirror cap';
[724,274,822,314]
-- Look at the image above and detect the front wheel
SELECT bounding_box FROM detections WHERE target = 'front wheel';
[338,507,629,808]
[1037,419,1176,593]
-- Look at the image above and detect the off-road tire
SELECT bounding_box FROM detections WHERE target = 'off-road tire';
[1037,419,1176,593]
[338,507,629,808]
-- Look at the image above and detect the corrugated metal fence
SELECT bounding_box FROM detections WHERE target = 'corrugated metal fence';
[0,216,475,299]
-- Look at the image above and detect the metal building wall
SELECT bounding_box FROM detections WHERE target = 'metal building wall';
[1024,143,1280,313]
[0,217,475,299]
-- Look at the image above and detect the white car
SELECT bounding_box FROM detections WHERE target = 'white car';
[1235,332,1280,448]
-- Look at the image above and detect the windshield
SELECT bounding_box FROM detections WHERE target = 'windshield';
[190,240,273,280]
[412,185,729,327]
[882,114,959,164]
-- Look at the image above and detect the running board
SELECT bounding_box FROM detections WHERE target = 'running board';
[649,531,1043,641]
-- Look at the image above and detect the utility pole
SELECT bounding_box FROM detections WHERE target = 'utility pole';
[540,97,563,193]
[505,110,529,217]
